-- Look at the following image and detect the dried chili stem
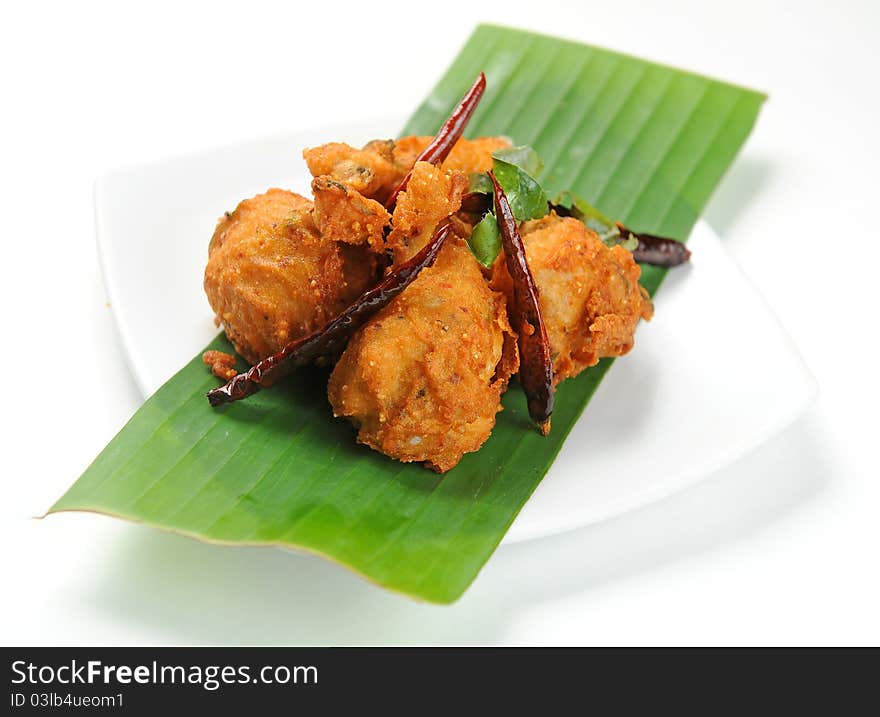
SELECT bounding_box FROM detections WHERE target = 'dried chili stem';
[208,221,453,406]
[384,72,487,211]
[489,171,554,434]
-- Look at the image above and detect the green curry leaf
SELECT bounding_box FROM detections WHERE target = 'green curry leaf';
[468,145,548,222]
[468,172,494,195]
[492,145,544,177]
[467,212,502,267]
[492,159,548,221]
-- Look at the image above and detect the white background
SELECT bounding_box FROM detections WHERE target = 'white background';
[2,0,878,645]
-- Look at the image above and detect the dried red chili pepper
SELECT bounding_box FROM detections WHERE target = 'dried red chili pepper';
[208,221,454,406]
[489,171,554,435]
[617,223,691,267]
[384,72,487,211]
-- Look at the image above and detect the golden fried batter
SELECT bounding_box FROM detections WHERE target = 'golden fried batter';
[392,135,511,174]
[328,240,518,473]
[204,188,378,365]
[385,161,468,263]
[303,136,510,205]
[311,176,390,251]
[491,213,653,384]
[202,350,238,380]
[302,142,403,203]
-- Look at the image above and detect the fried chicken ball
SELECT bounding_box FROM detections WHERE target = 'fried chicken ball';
[491,213,653,384]
[204,188,378,365]
[328,239,519,473]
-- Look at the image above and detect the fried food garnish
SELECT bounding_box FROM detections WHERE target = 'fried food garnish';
[385,162,468,263]
[311,176,390,251]
[202,350,238,380]
[204,188,378,365]
[491,213,653,384]
[328,240,518,473]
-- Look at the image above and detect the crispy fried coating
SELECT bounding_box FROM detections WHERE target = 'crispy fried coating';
[303,136,510,204]
[204,188,378,365]
[328,240,519,473]
[202,350,238,380]
[491,213,653,384]
[392,136,512,174]
[302,142,404,204]
[385,162,468,263]
[311,176,390,251]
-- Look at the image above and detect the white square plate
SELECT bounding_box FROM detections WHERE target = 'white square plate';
[95,118,817,544]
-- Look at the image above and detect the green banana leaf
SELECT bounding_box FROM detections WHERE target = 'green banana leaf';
[50,24,765,603]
